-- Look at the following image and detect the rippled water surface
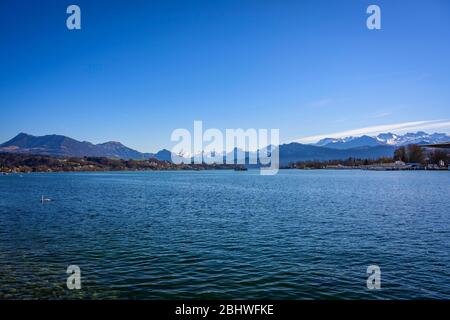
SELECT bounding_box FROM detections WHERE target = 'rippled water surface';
[0,170,449,299]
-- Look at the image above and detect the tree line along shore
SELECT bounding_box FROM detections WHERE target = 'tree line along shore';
[0,154,240,173]
[285,145,449,170]
[1,144,449,173]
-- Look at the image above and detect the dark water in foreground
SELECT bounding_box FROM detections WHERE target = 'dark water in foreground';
[0,170,449,299]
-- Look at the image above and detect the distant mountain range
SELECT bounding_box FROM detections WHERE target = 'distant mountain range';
[0,133,167,161]
[1,131,448,165]
[315,131,450,149]
[277,143,395,165]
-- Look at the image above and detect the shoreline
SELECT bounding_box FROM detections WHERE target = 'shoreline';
[1,153,449,174]
[2,167,449,175]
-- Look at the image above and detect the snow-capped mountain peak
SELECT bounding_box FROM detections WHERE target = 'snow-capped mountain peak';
[315,132,450,149]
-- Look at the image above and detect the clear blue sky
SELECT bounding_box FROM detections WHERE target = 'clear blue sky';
[1,0,450,152]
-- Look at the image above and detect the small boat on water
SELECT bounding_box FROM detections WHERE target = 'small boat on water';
[234,166,248,171]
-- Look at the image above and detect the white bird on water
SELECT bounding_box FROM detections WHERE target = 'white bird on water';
[41,195,51,203]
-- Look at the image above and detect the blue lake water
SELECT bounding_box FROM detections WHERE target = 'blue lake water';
[0,170,449,299]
